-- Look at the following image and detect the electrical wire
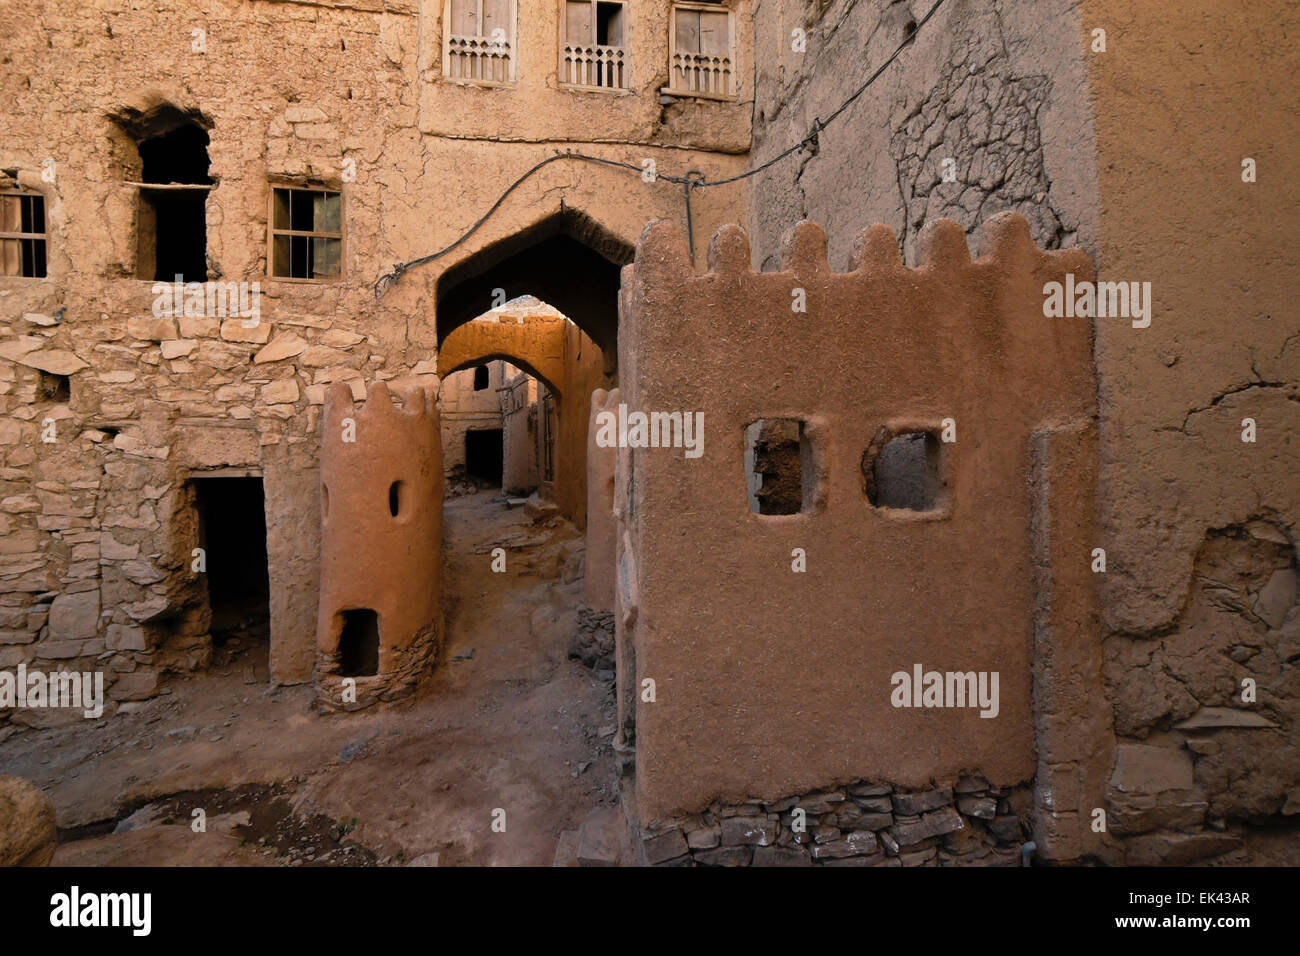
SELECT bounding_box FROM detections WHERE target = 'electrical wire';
[374,0,945,297]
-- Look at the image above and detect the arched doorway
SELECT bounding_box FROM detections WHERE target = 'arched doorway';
[436,355,561,499]
[436,207,632,377]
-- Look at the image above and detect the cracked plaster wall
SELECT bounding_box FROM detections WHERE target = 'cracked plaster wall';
[748,0,1300,860]
[748,0,1095,267]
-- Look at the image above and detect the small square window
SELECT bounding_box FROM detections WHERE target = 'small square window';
[38,371,70,403]
[746,418,815,515]
[269,187,343,280]
[0,191,48,278]
[863,429,950,513]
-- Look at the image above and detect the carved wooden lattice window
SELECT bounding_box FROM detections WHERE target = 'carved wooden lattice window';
[0,191,47,278]
[269,186,343,280]
[670,2,733,98]
[561,0,627,90]
[444,0,518,85]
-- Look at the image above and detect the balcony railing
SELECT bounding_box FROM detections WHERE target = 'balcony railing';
[447,34,514,84]
[670,51,732,98]
[562,44,627,90]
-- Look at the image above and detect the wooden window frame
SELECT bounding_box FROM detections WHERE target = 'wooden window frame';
[442,0,519,87]
[266,184,345,284]
[559,0,630,93]
[668,2,737,101]
[0,189,49,279]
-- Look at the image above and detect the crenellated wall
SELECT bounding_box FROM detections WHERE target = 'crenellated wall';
[616,212,1103,862]
[746,0,1300,867]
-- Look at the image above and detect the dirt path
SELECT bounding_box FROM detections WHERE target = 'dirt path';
[0,491,618,866]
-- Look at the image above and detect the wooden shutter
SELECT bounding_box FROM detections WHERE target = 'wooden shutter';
[566,0,593,46]
[482,0,511,41]
[699,10,729,55]
[450,0,476,36]
[675,8,701,55]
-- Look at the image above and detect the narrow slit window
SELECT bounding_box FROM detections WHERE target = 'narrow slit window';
[0,191,48,278]
[269,187,343,280]
[474,365,490,390]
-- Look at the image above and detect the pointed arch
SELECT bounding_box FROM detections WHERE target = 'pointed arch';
[435,207,634,372]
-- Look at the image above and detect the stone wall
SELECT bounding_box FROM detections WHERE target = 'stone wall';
[1085,0,1300,860]
[1,0,747,720]
[639,779,1032,867]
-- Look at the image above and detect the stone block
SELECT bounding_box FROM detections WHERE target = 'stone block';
[126,316,178,341]
[106,624,147,652]
[1110,744,1195,793]
[957,795,998,819]
[109,671,159,701]
[1124,832,1242,867]
[261,379,300,404]
[810,830,878,859]
[720,816,778,846]
[892,788,954,815]
[642,828,688,865]
[892,806,964,845]
[47,591,99,640]
[0,775,57,866]
[694,845,752,866]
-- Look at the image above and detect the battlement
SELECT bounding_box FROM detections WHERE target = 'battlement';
[614,213,1103,832]
[323,380,438,433]
[621,214,1096,429]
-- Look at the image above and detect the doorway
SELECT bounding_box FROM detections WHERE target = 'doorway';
[465,429,505,486]
[192,476,271,648]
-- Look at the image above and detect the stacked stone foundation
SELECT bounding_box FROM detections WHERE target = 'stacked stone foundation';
[640,780,1034,867]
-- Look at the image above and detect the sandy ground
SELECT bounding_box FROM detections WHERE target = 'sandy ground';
[0,491,621,866]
